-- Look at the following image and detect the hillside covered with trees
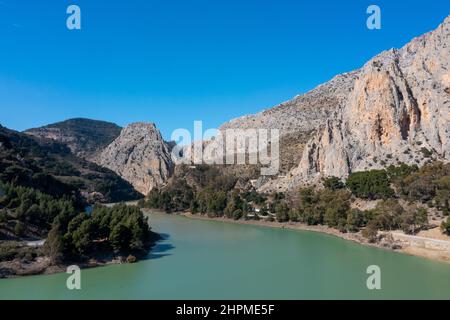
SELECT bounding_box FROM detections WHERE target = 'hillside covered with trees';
[139,162,450,242]
[25,118,122,160]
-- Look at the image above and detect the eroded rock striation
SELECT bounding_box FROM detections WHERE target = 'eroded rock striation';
[221,16,450,192]
[97,122,174,195]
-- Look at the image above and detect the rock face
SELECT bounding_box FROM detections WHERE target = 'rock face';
[221,16,450,192]
[291,15,450,187]
[25,118,121,160]
[97,123,174,195]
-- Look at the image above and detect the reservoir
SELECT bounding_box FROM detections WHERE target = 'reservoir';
[0,212,449,299]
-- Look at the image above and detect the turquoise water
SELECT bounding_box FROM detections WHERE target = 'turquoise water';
[0,212,449,299]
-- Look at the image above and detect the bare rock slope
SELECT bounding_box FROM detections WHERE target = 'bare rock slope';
[96,123,174,195]
[25,118,121,160]
[222,16,450,192]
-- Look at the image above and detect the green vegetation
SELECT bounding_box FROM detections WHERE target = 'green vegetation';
[0,180,156,265]
[145,179,195,213]
[0,182,81,236]
[46,204,156,263]
[0,241,39,263]
[0,125,141,203]
[139,162,449,241]
[140,165,244,218]
[323,176,345,190]
[26,118,122,158]
[420,147,433,158]
[346,169,394,199]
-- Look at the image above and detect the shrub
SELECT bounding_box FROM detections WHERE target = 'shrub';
[400,207,428,234]
[420,147,433,158]
[126,255,137,263]
[0,210,7,223]
[346,209,368,232]
[233,209,243,220]
[371,199,404,230]
[386,163,418,182]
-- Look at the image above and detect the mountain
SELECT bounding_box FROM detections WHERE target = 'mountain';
[221,15,450,192]
[0,125,141,203]
[96,122,174,195]
[25,118,122,160]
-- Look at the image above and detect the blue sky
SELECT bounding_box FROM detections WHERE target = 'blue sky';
[0,0,448,139]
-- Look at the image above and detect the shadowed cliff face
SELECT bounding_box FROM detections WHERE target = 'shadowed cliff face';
[96,122,174,195]
[220,16,449,193]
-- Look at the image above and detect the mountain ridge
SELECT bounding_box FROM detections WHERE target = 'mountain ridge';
[221,15,450,192]
[25,118,122,160]
[0,124,142,203]
[96,122,174,195]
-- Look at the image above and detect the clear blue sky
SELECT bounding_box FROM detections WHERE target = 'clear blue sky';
[0,0,448,139]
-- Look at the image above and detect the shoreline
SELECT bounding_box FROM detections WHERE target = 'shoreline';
[0,256,124,279]
[0,232,161,279]
[147,210,450,265]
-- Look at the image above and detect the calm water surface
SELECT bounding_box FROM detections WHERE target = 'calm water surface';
[0,213,449,299]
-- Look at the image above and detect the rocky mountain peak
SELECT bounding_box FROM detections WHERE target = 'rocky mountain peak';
[96,122,174,195]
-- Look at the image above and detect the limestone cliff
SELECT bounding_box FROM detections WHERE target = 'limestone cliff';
[289,15,449,189]
[96,123,174,195]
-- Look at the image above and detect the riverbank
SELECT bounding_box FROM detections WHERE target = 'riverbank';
[147,210,450,264]
[0,250,138,279]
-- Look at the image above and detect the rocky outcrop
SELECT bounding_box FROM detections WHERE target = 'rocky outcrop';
[96,123,174,195]
[222,16,450,192]
[0,125,141,203]
[25,118,122,160]
[220,71,358,136]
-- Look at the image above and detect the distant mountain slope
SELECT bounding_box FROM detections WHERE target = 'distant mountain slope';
[25,118,122,160]
[0,125,142,203]
[285,15,450,189]
[220,71,359,174]
[220,15,450,192]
